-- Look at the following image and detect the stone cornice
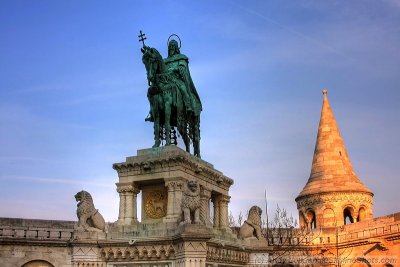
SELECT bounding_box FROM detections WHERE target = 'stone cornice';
[296,191,373,209]
[113,147,233,190]
[0,238,71,247]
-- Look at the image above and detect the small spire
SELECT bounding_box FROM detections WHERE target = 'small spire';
[297,90,372,198]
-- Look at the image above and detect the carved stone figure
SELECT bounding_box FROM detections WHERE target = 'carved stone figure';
[139,32,202,157]
[238,206,263,239]
[75,190,106,232]
[181,180,201,224]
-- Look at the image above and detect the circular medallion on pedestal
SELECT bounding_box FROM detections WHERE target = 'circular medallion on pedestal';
[144,190,167,219]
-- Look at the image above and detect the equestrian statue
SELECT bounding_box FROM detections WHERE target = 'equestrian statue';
[139,31,202,157]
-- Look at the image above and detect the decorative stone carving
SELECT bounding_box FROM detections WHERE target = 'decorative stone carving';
[100,244,175,261]
[144,190,167,219]
[75,190,106,232]
[181,180,201,224]
[296,192,373,209]
[238,206,263,240]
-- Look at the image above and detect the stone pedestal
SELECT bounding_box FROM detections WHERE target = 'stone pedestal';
[113,146,233,229]
[174,224,213,267]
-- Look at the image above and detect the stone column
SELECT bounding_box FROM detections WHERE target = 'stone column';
[116,182,140,225]
[200,187,211,226]
[131,188,140,222]
[174,181,184,216]
[219,195,231,231]
[165,181,175,218]
[126,185,140,224]
[164,179,184,222]
[117,190,126,224]
[211,195,220,228]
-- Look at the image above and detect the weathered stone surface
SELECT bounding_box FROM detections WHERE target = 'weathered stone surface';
[113,146,233,232]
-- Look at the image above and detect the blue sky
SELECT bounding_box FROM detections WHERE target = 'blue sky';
[0,0,399,222]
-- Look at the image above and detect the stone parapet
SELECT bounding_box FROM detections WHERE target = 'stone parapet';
[0,217,75,228]
[0,217,74,243]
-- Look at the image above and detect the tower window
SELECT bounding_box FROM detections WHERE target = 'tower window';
[343,207,354,225]
[306,210,317,229]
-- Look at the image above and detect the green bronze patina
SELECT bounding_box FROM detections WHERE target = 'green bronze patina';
[139,32,202,157]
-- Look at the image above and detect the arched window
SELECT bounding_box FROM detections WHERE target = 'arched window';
[306,210,317,229]
[343,207,354,225]
[22,260,54,267]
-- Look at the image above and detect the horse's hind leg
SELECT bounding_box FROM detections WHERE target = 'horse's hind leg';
[193,117,201,158]
[153,118,161,148]
[164,100,172,145]
[183,128,190,153]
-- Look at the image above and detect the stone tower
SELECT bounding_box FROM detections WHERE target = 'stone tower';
[296,89,373,229]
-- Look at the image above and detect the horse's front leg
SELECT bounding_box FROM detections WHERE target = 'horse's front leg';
[153,111,161,148]
[153,124,161,148]
[183,131,190,153]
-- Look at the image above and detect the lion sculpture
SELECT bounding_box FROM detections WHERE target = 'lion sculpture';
[75,190,106,232]
[238,205,263,240]
[181,180,202,224]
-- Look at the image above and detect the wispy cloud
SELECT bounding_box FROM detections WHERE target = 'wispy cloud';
[228,1,348,58]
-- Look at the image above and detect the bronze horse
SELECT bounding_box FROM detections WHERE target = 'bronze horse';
[141,46,201,157]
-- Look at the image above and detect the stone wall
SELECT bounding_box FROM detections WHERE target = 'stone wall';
[0,217,74,267]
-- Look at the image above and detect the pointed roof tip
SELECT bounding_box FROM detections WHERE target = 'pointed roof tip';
[322,88,328,95]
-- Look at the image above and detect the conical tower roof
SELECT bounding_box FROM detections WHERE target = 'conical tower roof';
[297,89,372,199]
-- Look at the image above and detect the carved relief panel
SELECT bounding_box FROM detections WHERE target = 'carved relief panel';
[141,184,167,222]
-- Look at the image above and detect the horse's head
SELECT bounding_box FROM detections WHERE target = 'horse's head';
[141,46,164,85]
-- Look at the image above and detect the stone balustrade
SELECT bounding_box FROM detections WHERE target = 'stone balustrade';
[338,221,400,242]
[265,217,400,246]
[0,218,74,241]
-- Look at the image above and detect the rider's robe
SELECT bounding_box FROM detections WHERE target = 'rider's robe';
[164,53,202,116]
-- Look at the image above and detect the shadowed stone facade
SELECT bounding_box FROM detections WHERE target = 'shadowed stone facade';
[0,91,399,267]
